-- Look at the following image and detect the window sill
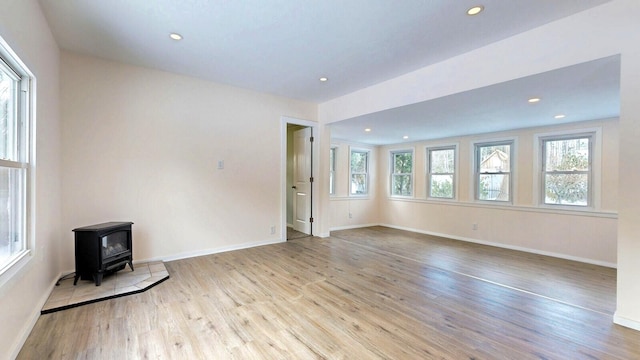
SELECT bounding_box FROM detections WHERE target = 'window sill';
[0,249,32,289]
[385,197,616,218]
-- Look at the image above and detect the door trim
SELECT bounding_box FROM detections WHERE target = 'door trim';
[281,116,319,241]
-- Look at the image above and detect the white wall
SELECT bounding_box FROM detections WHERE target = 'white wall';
[616,30,640,331]
[60,52,317,268]
[0,0,62,358]
[377,119,618,266]
[318,0,640,330]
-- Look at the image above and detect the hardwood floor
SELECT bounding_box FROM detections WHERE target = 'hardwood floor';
[18,227,640,359]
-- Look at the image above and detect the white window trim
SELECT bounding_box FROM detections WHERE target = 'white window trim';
[471,137,517,204]
[389,148,414,198]
[349,147,370,197]
[0,35,35,288]
[533,127,602,211]
[426,143,458,200]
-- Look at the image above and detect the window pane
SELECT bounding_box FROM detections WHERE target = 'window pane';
[392,175,412,196]
[0,70,18,161]
[351,152,367,173]
[329,148,336,195]
[542,136,591,206]
[0,166,25,266]
[545,138,589,171]
[430,149,454,173]
[329,148,335,171]
[545,173,588,205]
[479,144,510,173]
[329,172,334,195]
[351,174,367,195]
[392,152,412,173]
[430,174,453,198]
[479,174,509,201]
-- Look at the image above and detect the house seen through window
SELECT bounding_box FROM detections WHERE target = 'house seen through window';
[475,141,512,202]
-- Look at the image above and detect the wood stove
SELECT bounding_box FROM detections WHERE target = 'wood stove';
[73,222,134,286]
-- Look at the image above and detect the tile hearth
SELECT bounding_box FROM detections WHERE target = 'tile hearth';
[41,262,169,314]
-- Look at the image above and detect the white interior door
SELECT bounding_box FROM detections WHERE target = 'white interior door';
[292,127,312,234]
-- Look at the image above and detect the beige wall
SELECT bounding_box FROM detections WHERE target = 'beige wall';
[60,52,317,267]
[319,0,640,330]
[377,119,618,266]
[0,0,62,357]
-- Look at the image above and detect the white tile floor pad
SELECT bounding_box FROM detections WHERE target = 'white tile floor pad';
[41,262,169,314]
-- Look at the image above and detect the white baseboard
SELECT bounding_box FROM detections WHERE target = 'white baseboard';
[329,223,380,232]
[614,312,640,331]
[378,223,617,269]
[155,238,287,263]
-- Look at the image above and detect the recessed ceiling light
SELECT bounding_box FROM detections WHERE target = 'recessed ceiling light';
[528,97,541,103]
[467,5,484,16]
[365,128,371,132]
[554,114,566,119]
[319,77,328,82]
[169,33,183,41]
[403,135,409,140]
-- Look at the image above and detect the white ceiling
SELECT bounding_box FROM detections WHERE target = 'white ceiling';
[330,55,621,145]
[38,0,618,145]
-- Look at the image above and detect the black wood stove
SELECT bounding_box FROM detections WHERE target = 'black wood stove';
[73,222,134,286]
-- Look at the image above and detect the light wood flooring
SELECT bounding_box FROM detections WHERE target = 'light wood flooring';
[18,226,640,359]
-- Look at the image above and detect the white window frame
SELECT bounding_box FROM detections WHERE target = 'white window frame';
[329,146,337,196]
[0,36,34,287]
[474,139,515,203]
[389,149,414,197]
[534,128,601,210]
[349,148,370,196]
[426,145,457,200]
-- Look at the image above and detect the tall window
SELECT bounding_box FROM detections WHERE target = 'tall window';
[329,147,336,195]
[475,141,513,202]
[427,146,455,199]
[350,149,369,195]
[1,44,31,276]
[541,134,592,206]
[390,150,413,196]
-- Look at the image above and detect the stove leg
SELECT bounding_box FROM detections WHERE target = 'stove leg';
[93,273,103,286]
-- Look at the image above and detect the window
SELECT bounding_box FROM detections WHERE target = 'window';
[329,147,336,195]
[390,150,413,196]
[541,134,592,206]
[475,141,513,202]
[350,149,369,195]
[0,42,31,277]
[427,146,455,199]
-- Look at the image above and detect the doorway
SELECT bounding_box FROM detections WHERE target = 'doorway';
[285,122,313,240]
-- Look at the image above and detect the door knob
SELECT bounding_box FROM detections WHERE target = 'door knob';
[292,186,297,189]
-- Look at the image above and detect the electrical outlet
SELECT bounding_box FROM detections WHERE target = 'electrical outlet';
[472,223,478,230]
[349,213,353,219]
[217,160,224,169]
[270,226,276,235]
